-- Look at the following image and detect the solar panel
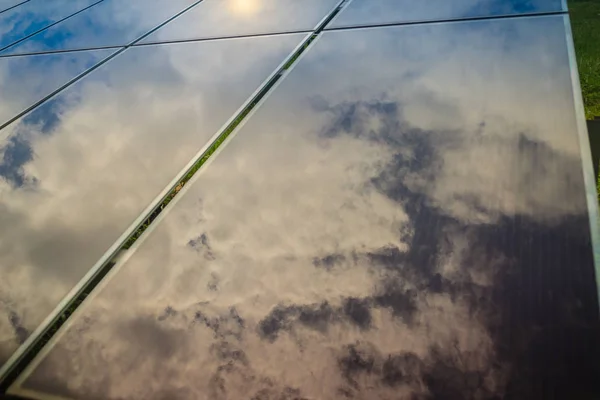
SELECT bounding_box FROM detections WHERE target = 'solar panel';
[10,13,599,400]
[0,0,201,56]
[0,33,306,369]
[139,0,340,44]
[329,0,565,29]
[0,0,101,51]
[0,49,113,127]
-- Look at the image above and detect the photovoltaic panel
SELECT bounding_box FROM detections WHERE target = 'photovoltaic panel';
[139,0,340,44]
[328,0,565,29]
[12,14,599,400]
[0,33,306,369]
[0,0,200,56]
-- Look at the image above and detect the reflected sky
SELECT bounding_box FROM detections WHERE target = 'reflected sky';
[0,0,198,56]
[140,0,340,44]
[0,0,99,51]
[329,0,564,29]
[0,49,113,127]
[13,14,599,400]
[0,33,305,367]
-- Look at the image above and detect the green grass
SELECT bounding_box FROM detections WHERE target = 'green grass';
[569,0,600,120]
[569,0,600,201]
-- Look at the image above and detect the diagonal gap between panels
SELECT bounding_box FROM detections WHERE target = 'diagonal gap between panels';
[0,0,30,15]
[0,0,350,391]
[0,0,107,53]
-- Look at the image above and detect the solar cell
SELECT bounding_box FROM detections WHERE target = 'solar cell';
[329,0,565,29]
[0,0,101,51]
[140,0,341,44]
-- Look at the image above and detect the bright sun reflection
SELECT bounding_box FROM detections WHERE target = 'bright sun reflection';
[228,0,261,15]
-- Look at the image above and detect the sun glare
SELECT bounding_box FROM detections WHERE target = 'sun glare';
[228,0,261,15]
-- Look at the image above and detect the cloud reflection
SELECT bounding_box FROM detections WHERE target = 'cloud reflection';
[140,0,340,44]
[0,34,305,365]
[14,14,600,400]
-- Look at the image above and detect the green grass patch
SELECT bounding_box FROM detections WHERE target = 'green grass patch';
[569,0,600,201]
[569,0,600,120]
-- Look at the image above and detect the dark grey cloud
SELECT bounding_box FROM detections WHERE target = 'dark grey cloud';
[193,307,246,341]
[342,298,372,330]
[0,97,65,187]
[188,233,216,261]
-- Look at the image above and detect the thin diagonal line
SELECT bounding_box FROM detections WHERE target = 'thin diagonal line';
[0,0,31,15]
[0,44,123,58]
[324,9,568,32]
[0,30,316,58]
[136,28,315,47]
[0,0,106,53]
[0,29,315,58]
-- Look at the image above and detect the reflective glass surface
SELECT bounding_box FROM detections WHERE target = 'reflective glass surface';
[13,15,599,400]
[1,0,198,56]
[329,0,565,29]
[140,0,340,44]
[0,0,27,14]
[0,49,113,127]
[0,33,305,366]
[0,0,100,51]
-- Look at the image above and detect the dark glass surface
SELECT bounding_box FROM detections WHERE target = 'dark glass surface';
[329,0,565,29]
[0,49,113,127]
[0,0,27,14]
[13,14,600,400]
[0,0,100,51]
[0,33,306,367]
[139,0,340,44]
[0,0,199,56]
